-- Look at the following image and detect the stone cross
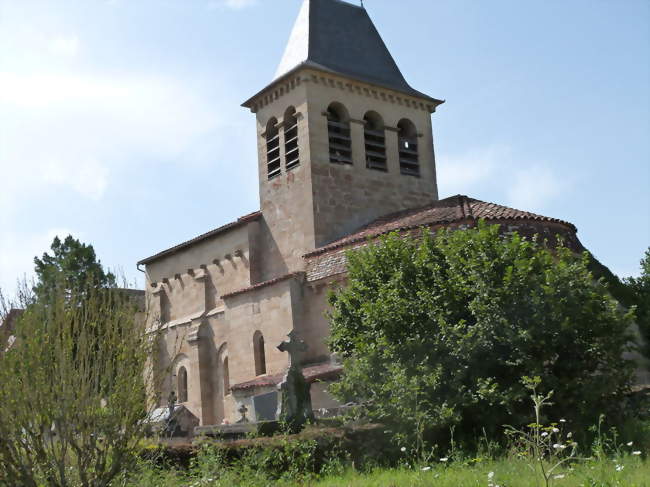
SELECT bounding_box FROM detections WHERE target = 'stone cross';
[277,330,308,369]
[237,403,249,424]
[276,330,314,433]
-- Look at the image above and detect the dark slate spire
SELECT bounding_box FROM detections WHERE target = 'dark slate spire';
[274,0,436,101]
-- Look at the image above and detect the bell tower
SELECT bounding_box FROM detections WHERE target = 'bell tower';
[243,0,444,281]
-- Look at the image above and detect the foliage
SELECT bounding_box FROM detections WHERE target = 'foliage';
[0,277,162,487]
[33,235,116,302]
[504,377,581,487]
[624,248,650,356]
[327,222,636,447]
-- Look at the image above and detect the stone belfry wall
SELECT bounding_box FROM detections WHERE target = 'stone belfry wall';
[243,0,443,279]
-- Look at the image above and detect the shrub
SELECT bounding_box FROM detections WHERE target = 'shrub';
[328,222,636,449]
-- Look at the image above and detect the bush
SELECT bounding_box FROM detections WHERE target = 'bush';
[0,279,163,487]
[327,222,636,449]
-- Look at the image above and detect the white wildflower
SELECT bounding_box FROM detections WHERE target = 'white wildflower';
[627,441,634,446]
[488,471,495,479]
[440,457,449,462]
[541,432,549,437]
[553,474,565,479]
[559,419,566,423]
[552,427,560,433]
[616,464,624,472]
[400,446,406,452]
[633,451,641,456]
[553,443,563,449]
[567,432,573,438]
[421,466,431,471]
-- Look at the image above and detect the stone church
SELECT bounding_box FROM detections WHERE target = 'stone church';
[138,0,585,427]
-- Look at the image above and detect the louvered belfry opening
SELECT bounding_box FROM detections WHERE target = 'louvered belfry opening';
[363,111,387,171]
[327,103,352,165]
[398,118,419,177]
[284,107,300,170]
[266,117,281,179]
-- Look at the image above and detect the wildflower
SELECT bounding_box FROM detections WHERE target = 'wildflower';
[552,427,560,433]
[553,474,565,479]
[567,432,573,438]
[627,441,634,446]
[616,465,624,472]
[488,472,495,480]
[421,466,431,471]
[400,446,406,452]
[553,443,564,449]
[440,457,449,462]
[559,419,566,423]
[632,451,641,456]
[541,432,549,437]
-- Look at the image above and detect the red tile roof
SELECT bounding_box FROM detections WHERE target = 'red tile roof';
[230,362,343,392]
[138,211,262,265]
[221,272,305,300]
[305,195,576,258]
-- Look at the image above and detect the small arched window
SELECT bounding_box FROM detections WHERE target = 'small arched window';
[284,107,300,170]
[253,331,267,376]
[398,119,419,177]
[222,357,230,396]
[266,117,281,179]
[363,111,387,171]
[327,103,352,165]
[177,366,188,403]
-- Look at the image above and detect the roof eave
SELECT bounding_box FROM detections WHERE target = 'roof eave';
[242,62,444,111]
[137,211,262,266]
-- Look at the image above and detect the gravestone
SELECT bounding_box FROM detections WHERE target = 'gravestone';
[276,330,315,433]
[253,391,278,421]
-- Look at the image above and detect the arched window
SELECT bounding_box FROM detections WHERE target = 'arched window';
[327,103,352,165]
[397,119,419,177]
[253,331,267,376]
[177,366,188,403]
[284,107,300,170]
[222,357,230,396]
[266,117,281,179]
[363,111,387,171]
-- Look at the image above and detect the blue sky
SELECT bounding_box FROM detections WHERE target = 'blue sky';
[0,0,648,295]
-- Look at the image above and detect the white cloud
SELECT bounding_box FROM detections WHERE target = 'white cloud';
[437,145,568,213]
[437,145,508,196]
[208,0,258,10]
[507,165,565,213]
[48,36,79,58]
[0,72,222,211]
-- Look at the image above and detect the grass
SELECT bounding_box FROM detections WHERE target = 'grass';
[123,456,650,487]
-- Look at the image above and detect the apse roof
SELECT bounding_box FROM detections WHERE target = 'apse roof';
[247,0,440,104]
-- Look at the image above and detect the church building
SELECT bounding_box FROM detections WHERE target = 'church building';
[138,0,584,427]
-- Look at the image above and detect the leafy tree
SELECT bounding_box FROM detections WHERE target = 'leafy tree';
[328,222,636,447]
[625,248,650,356]
[0,277,163,487]
[33,235,116,302]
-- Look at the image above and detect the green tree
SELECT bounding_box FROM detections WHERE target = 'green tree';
[0,277,162,487]
[625,248,650,356]
[328,222,635,447]
[33,235,116,302]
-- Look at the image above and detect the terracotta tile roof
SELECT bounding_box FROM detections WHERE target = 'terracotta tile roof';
[221,272,305,300]
[305,195,576,258]
[230,362,343,392]
[138,211,262,265]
